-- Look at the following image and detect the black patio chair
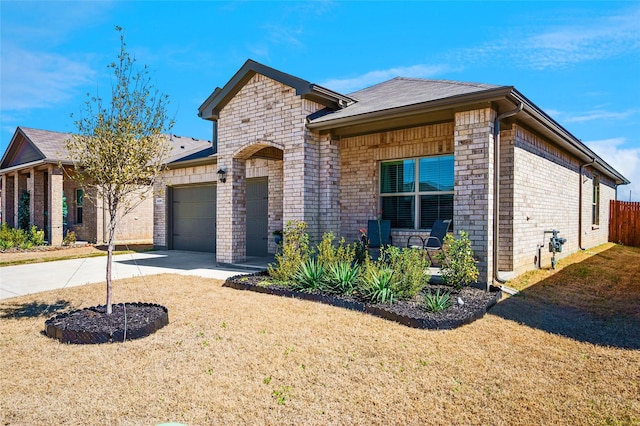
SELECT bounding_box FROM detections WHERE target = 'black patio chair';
[367,219,392,259]
[406,219,452,263]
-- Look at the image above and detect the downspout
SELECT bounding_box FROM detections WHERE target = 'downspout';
[578,158,596,250]
[493,102,523,290]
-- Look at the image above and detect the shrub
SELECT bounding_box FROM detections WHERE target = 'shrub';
[359,266,396,304]
[62,230,77,246]
[316,232,355,267]
[436,230,479,290]
[292,258,325,292]
[268,220,311,284]
[383,246,431,299]
[18,190,30,231]
[29,226,45,247]
[324,261,360,294]
[353,228,369,265]
[0,223,46,250]
[423,288,452,313]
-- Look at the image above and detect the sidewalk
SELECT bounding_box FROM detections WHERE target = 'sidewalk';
[0,250,268,300]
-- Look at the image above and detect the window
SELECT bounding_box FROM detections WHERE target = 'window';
[76,189,84,225]
[592,174,600,226]
[380,155,454,229]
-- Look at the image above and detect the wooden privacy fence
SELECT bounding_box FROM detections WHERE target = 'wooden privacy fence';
[609,200,640,247]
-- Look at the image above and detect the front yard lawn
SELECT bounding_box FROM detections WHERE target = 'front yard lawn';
[1,243,638,424]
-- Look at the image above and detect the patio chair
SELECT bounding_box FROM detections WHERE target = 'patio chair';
[406,219,451,263]
[367,219,392,259]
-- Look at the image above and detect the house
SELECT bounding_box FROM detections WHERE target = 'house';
[0,126,211,246]
[153,59,629,288]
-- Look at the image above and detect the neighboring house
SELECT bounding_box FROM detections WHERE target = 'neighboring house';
[0,126,210,246]
[153,59,629,288]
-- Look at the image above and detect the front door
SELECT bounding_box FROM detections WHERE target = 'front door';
[246,178,268,257]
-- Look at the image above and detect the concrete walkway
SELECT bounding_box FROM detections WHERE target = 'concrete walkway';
[0,250,270,300]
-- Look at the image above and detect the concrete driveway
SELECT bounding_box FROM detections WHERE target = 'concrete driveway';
[0,250,266,300]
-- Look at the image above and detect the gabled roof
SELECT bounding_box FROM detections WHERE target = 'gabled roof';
[309,78,507,124]
[0,126,212,173]
[0,127,73,171]
[198,59,355,120]
[305,78,628,186]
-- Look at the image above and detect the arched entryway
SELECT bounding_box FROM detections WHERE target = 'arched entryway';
[216,141,283,263]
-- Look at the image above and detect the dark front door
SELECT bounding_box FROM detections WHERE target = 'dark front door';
[246,178,268,257]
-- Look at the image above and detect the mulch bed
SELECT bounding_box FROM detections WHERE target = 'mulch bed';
[224,272,501,329]
[44,302,169,344]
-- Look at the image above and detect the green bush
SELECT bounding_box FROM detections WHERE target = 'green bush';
[423,288,452,313]
[0,223,46,250]
[62,230,77,246]
[436,230,479,290]
[18,190,30,231]
[382,245,431,299]
[268,220,311,284]
[324,261,360,295]
[29,226,45,247]
[316,232,355,267]
[359,266,396,304]
[292,258,325,292]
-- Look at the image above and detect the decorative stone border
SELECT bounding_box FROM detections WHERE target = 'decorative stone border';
[44,302,169,344]
[224,274,501,330]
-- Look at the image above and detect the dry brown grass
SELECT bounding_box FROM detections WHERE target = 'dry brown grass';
[0,244,153,266]
[1,245,639,425]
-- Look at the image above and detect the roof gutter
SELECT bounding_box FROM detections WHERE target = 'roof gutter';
[0,159,50,175]
[493,102,524,290]
[507,90,629,185]
[306,87,514,131]
[165,155,217,170]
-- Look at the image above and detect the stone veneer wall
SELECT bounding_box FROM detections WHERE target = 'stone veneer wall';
[339,122,455,243]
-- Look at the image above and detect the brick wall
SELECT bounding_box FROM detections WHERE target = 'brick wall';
[154,163,218,248]
[454,108,496,286]
[154,159,274,251]
[340,122,455,243]
[215,73,327,263]
[509,124,615,273]
[32,169,46,231]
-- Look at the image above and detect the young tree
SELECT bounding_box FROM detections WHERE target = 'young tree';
[66,27,173,314]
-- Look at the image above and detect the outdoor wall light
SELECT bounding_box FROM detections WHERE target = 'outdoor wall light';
[217,168,227,183]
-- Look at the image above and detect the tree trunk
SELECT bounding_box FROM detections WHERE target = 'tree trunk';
[105,208,118,315]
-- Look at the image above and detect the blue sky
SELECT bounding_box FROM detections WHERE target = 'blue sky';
[1,1,639,200]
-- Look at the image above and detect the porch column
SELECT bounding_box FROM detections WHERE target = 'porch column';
[1,174,13,226]
[48,165,64,246]
[282,129,321,241]
[27,168,35,227]
[32,169,46,231]
[267,160,284,254]
[454,108,497,289]
[318,133,341,236]
[216,157,246,264]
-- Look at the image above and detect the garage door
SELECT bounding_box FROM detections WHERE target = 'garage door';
[171,184,216,252]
